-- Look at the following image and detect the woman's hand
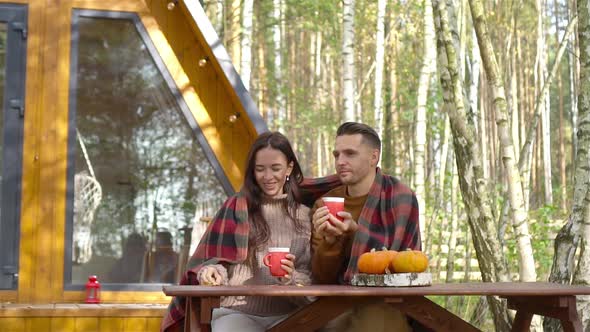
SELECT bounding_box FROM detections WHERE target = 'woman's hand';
[198,266,224,286]
[278,254,296,284]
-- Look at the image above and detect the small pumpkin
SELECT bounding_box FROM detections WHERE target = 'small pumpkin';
[389,250,429,273]
[357,248,398,274]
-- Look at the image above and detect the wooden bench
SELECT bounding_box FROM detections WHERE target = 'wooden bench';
[163,282,590,332]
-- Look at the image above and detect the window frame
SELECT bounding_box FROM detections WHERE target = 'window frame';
[64,9,233,291]
[0,3,27,290]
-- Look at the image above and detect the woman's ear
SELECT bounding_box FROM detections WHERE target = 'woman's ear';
[286,161,294,176]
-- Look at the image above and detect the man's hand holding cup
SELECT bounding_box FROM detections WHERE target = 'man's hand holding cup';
[312,197,358,244]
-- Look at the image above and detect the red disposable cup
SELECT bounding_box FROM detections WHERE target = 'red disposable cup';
[322,197,345,222]
[263,247,290,277]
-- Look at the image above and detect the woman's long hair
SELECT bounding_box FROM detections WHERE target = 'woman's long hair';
[241,132,304,255]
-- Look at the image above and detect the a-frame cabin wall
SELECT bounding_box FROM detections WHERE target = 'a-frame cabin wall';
[0,1,262,330]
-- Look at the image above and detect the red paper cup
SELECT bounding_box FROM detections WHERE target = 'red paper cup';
[322,197,345,222]
[263,247,290,277]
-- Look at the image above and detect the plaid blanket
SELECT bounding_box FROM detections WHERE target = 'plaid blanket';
[343,168,421,281]
[160,175,340,331]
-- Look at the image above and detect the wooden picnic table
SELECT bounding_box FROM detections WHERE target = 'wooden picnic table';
[163,282,590,332]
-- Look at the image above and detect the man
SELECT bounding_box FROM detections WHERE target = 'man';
[311,122,421,331]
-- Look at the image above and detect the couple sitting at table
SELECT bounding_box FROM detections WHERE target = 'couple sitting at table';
[161,122,421,332]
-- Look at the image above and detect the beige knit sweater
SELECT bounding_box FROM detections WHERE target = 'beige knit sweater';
[198,195,312,316]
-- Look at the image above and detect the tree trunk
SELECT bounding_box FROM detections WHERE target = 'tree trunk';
[415,0,436,244]
[228,0,241,72]
[469,0,537,283]
[240,0,253,91]
[373,0,386,142]
[517,15,578,185]
[536,0,554,205]
[554,0,567,211]
[342,0,356,121]
[432,1,511,330]
[546,1,590,330]
[272,0,285,130]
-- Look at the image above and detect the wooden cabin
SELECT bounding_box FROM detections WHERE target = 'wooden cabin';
[0,0,265,331]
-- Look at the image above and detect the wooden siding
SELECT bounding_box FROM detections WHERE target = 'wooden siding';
[0,0,260,320]
[145,0,257,190]
[0,303,165,331]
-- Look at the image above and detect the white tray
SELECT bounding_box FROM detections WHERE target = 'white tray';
[351,272,432,287]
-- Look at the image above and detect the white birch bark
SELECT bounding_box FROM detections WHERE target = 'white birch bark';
[469,0,537,282]
[240,0,253,91]
[342,0,356,121]
[229,0,241,73]
[272,0,285,130]
[538,0,554,205]
[374,0,386,140]
[415,0,436,243]
[433,0,511,329]
[567,1,590,328]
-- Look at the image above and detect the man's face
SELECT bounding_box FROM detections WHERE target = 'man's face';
[333,134,379,185]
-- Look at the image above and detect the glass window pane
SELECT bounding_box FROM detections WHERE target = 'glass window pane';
[70,16,226,285]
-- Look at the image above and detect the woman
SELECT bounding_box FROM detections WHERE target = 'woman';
[161,132,339,332]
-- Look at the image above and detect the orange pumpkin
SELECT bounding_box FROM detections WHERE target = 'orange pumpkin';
[357,248,398,274]
[389,250,429,273]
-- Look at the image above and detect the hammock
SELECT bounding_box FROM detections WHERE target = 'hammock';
[72,130,103,265]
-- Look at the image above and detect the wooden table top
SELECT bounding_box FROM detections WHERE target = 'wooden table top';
[163,282,590,297]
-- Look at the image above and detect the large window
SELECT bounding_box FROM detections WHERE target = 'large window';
[66,10,229,289]
[0,4,26,290]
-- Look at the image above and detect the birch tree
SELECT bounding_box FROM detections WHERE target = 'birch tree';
[469,0,537,283]
[374,0,386,139]
[569,0,590,324]
[342,0,356,121]
[546,1,590,329]
[415,0,436,243]
[228,0,241,72]
[272,0,285,130]
[240,0,253,90]
[432,0,511,329]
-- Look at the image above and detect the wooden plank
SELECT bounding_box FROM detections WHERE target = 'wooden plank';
[26,318,52,331]
[71,0,150,12]
[18,0,46,304]
[123,317,147,331]
[63,290,170,303]
[388,296,481,332]
[0,291,18,302]
[98,318,124,332]
[0,317,26,332]
[74,317,100,331]
[0,303,167,317]
[50,317,76,332]
[163,283,590,297]
[506,296,577,320]
[267,297,371,332]
[145,317,163,331]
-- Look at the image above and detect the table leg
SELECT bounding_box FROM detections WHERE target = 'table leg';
[199,297,221,332]
[386,296,481,332]
[505,296,582,332]
[510,311,533,332]
[184,297,197,332]
[267,296,373,332]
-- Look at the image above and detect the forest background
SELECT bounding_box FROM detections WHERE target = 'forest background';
[197,0,590,330]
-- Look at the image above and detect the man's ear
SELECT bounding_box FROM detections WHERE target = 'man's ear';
[371,149,380,166]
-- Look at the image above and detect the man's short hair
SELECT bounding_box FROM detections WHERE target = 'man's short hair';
[336,122,381,150]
